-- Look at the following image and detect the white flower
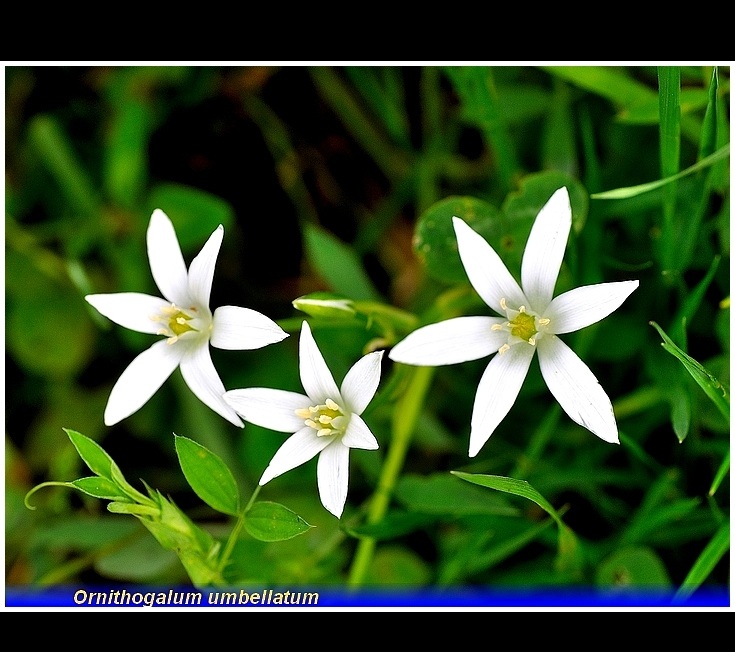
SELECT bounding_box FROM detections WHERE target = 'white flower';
[389,187,639,457]
[224,320,382,518]
[86,209,288,427]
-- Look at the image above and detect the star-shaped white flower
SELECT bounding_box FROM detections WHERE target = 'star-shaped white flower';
[389,187,639,457]
[86,209,288,427]
[224,320,382,518]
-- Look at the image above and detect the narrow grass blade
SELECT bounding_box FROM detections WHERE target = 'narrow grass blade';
[674,521,729,601]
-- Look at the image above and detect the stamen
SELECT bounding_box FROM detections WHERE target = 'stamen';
[498,344,510,354]
[325,398,340,411]
[294,408,312,419]
[500,297,507,311]
[491,324,503,331]
[318,415,332,424]
[528,336,536,345]
[317,428,332,437]
[539,318,550,326]
[519,305,526,313]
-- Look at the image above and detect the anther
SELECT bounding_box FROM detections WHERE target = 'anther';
[498,344,510,355]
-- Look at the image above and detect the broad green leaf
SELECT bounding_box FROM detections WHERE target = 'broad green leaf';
[174,435,240,516]
[674,521,730,601]
[450,470,581,574]
[590,144,729,199]
[7,289,95,377]
[414,195,503,283]
[395,473,518,517]
[243,501,314,542]
[70,477,130,502]
[303,222,381,301]
[650,322,729,420]
[146,183,235,252]
[451,472,563,526]
[596,546,671,588]
[65,429,115,481]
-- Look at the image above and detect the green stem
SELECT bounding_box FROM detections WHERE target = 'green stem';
[217,485,261,575]
[347,365,435,587]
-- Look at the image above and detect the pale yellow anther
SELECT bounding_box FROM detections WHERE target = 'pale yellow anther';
[294,408,312,419]
[498,344,510,354]
[500,297,508,311]
[528,336,536,345]
[317,428,332,437]
[539,318,550,326]
[491,324,503,331]
[318,414,332,424]
[326,398,340,411]
[305,419,318,429]
[519,305,527,313]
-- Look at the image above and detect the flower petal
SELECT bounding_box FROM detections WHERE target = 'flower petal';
[223,388,310,433]
[453,217,527,316]
[317,440,350,518]
[468,344,535,457]
[544,280,639,335]
[537,336,619,444]
[188,225,223,309]
[299,321,341,404]
[179,342,243,427]
[259,426,332,485]
[340,350,383,415]
[389,316,507,366]
[147,209,190,306]
[342,413,379,450]
[103,339,184,426]
[85,293,172,334]
[210,306,289,350]
[520,187,572,314]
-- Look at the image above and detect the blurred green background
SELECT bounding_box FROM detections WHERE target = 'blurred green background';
[5,65,730,596]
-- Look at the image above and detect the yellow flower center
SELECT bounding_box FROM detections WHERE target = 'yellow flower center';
[509,310,537,342]
[295,398,347,437]
[492,298,551,354]
[153,304,200,344]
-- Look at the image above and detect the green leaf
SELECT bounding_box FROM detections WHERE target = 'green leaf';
[394,473,519,517]
[590,144,729,199]
[146,183,235,252]
[65,429,116,481]
[70,477,130,502]
[650,322,729,420]
[709,450,729,497]
[451,472,562,526]
[174,435,240,516]
[450,471,582,574]
[243,501,314,542]
[303,223,381,301]
[674,521,729,601]
[414,195,504,284]
[596,546,672,588]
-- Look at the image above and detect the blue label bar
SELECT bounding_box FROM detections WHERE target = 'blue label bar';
[5,585,730,608]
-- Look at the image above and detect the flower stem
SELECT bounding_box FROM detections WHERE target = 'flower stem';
[217,485,261,576]
[347,365,435,587]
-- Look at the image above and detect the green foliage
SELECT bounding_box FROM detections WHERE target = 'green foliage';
[7,65,729,603]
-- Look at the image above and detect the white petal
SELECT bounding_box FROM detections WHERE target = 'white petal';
[210,306,289,350]
[342,413,379,450]
[188,225,223,309]
[179,342,243,427]
[317,441,350,518]
[223,388,310,433]
[388,316,507,366]
[537,336,619,444]
[259,426,332,485]
[147,209,190,306]
[468,344,535,457]
[340,350,383,415]
[85,293,172,334]
[299,321,341,404]
[520,187,572,313]
[544,280,639,335]
[453,217,527,315]
[103,339,184,426]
